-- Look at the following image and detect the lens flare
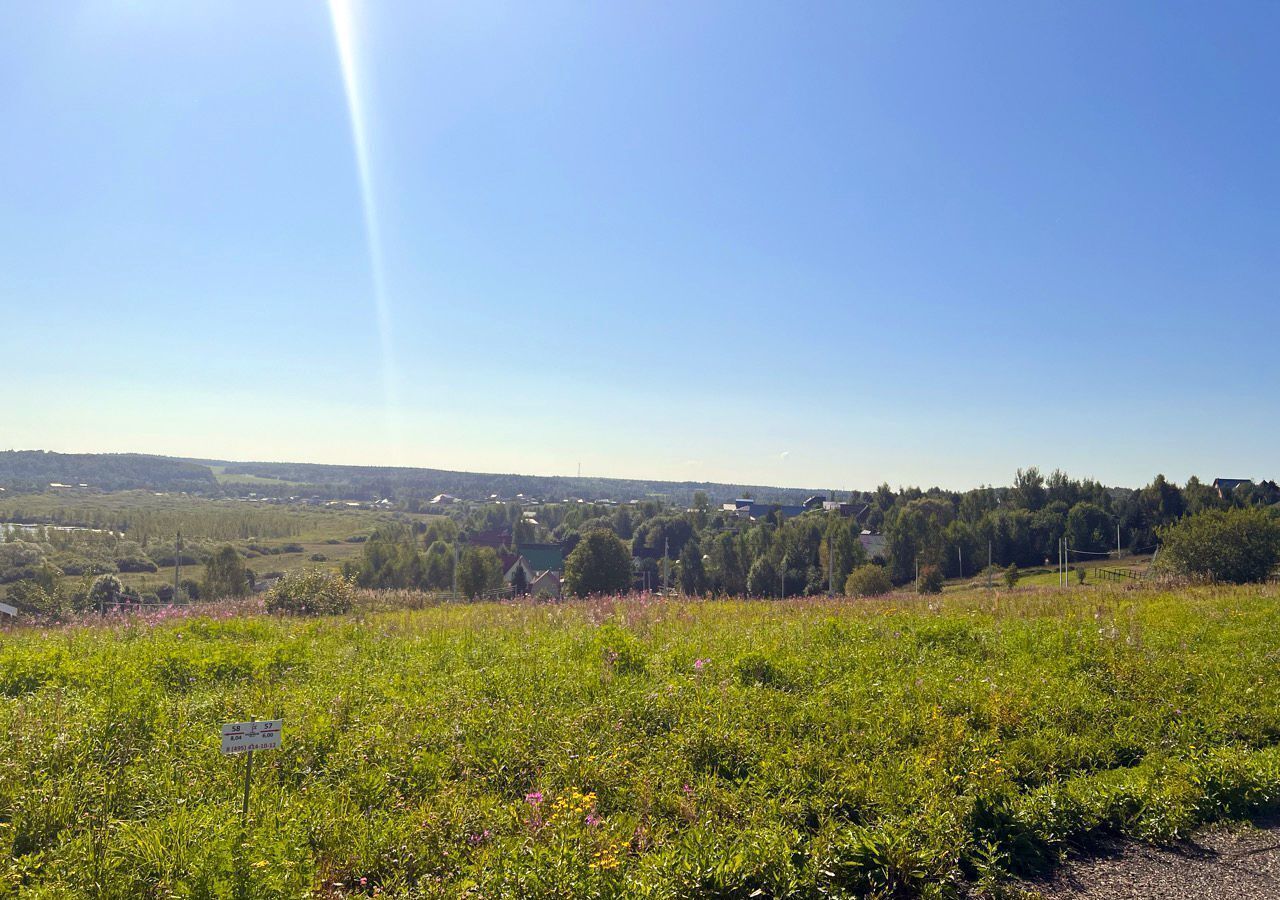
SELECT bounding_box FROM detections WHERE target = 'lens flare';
[328,0,403,461]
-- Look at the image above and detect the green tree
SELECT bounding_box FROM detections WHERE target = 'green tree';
[1159,507,1280,584]
[563,530,632,597]
[423,540,454,590]
[1066,502,1113,554]
[678,538,706,596]
[457,547,504,599]
[746,556,778,597]
[512,562,529,596]
[707,531,747,596]
[1012,467,1047,511]
[203,545,249,599]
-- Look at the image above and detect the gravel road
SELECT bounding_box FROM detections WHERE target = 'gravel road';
[1026,820,1280,899]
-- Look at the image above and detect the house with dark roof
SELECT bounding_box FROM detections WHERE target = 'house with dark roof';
[468,528,512,550]
[722,499,808,522]
[1213,478,1253,499]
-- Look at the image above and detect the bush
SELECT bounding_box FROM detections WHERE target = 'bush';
[87,574,124,609]
[115,555,158,574]
[309,553,327,562]
[916,565,944,594]
[1003,564,1020,588]
[7,580,59,616]
[264,569,355,616]
[1159,507,1280,584]
[845,564,892,597]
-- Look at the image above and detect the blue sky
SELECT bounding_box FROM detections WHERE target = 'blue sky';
[3,1,1277,490]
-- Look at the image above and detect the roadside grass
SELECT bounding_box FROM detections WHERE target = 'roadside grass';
[2,584,1279,898]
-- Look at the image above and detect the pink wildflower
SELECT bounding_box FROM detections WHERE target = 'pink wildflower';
[525,791,543,805]
[693,657,708,671]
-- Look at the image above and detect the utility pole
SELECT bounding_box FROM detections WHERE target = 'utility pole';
[828,535,834,597]
[957,545,963,581]
[452,541,460,598]
[987,540,992,590]
[663,537,669,593]
[1116,522,1122,561]
[174,530,183,603]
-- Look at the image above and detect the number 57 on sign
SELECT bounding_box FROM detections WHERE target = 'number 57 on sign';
[221,719,282,754]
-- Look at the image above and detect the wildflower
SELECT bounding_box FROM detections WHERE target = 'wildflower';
[682,783,693,796]
[525,791,543,805]
[693,657,708,671]
[585,813,601,827]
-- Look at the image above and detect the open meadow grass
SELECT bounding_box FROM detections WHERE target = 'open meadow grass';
[3,584,1280,898]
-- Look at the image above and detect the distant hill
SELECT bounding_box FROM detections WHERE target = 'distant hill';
[196,458,833,506]
[0,450,835,506]
[0,451,218,494]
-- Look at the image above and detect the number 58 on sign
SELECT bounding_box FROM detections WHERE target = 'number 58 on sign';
[221,720,282,755]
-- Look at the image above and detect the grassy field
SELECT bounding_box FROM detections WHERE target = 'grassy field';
[2,584,1280,898]
[0,491,445,601]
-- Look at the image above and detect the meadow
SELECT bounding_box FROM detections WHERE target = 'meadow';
[2,584,1280,898]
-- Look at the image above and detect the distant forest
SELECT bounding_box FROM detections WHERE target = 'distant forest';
[0,452,217,494]
[0,451,829,505]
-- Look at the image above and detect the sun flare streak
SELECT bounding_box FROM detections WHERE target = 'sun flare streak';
[328,0,403,460]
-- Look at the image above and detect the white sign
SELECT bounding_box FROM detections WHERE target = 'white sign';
[220,720,282,755]
[0,603,16,617]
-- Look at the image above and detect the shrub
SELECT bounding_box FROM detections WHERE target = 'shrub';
[7,580,59,616]
[845,564,892,597]
[87,574,124,609]
[264,569,355,616]
[1159,507,1280,584]
[116,555,158,574]
[916,565,944,594]
[309,553,327,562]
[1003,564,1020,588]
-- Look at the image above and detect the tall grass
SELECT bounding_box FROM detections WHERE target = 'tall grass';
[2,584,1279,897]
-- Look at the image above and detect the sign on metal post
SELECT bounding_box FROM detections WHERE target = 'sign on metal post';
[221,720,282,755]
[221,719,282,822]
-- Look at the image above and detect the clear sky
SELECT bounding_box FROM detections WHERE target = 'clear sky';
[3,2,1277,491]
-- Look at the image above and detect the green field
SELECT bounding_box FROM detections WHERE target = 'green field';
[2,584,1280,898]
[0,491,446,602]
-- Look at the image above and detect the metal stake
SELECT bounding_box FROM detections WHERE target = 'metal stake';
[242,716,255,821]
